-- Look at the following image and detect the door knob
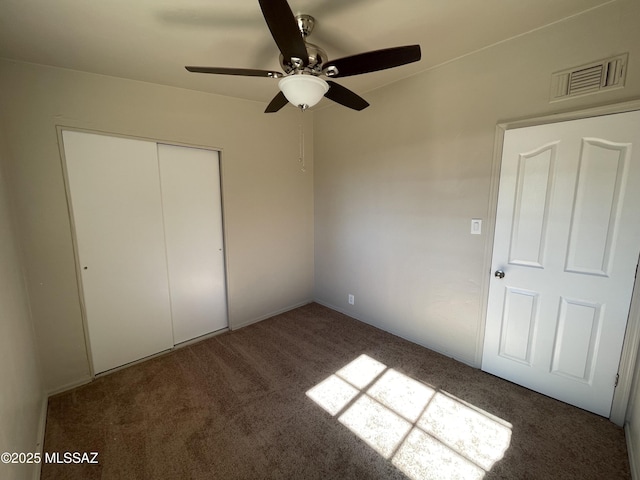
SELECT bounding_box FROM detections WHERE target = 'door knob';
[494,270,505,279]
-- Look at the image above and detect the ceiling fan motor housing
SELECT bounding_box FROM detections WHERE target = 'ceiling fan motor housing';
[280,41,327,75]
[278,14,327,76]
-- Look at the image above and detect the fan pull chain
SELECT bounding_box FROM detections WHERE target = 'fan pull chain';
[298,106,306,172]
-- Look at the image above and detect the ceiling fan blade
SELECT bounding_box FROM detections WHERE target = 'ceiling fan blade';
[265,91,289,113]
[185,66,282,78]
[324,45,421,78]
[324,81,369,111]
[258,0,308,66]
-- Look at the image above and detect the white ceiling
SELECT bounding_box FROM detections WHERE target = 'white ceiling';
[0,0,614,106]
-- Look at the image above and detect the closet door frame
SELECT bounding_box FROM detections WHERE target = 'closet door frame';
[58,126,229,377]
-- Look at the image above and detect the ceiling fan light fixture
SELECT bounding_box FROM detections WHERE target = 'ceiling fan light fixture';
[278,74,329,109]
[185,1,422,113]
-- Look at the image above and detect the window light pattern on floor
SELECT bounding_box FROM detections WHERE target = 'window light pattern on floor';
[306,354,512,480]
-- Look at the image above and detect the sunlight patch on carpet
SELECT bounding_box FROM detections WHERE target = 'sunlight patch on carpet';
[306,374,359,416]
[306,354,512,480]
[393,428,485,480]
[368,369,435,422]
[338,394,412,457]
[335,354,387,389]
[418,392,512,472]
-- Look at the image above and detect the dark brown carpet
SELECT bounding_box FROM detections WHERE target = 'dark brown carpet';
[41,303,630,479]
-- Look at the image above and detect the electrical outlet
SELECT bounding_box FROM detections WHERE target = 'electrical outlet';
[348,294,355,305]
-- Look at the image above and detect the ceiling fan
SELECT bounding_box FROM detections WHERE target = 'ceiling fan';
[185,0,421,113]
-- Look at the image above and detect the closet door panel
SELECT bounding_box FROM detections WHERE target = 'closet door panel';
[158,144,227,344]
[63,131,174,373]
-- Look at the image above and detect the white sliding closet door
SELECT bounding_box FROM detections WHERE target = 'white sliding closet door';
[63,130,174,374]
[157,144,227,344]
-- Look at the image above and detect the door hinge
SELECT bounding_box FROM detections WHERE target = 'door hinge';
[615,373,619,387]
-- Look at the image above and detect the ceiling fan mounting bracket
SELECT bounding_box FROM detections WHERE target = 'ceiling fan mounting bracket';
[295,14,315,38]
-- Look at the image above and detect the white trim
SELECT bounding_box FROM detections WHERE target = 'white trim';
[46,330,230,394]
[497,99,640,129]
[45,299,313,393]
[614,261,640,425]
[626,422,639,480]
[231,299,314,330]
[314,298,477,367]
[93,349,173,378]
[32,394,48,480]
[474,123,507,367]
[173,327,229,349]
[479,98,640,426]
[47,376,92,397]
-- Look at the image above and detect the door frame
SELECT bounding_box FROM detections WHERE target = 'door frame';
[57,126,231,379]
[476,99,640,426]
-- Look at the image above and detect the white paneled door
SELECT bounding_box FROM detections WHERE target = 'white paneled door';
[63,131,227,374]
[482,110,640,417]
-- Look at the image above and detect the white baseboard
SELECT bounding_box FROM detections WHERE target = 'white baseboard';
[627,422,639,480]
[47,376,92,397]
[44,301,313,397]
[32,393,48,480]
[231,299,313,330]
[312,298,478,368]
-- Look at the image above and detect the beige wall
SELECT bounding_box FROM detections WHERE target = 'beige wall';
[0,128,45,480]
[314,0,640,469]
[0,60,314,392]
[313,0,640,394]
